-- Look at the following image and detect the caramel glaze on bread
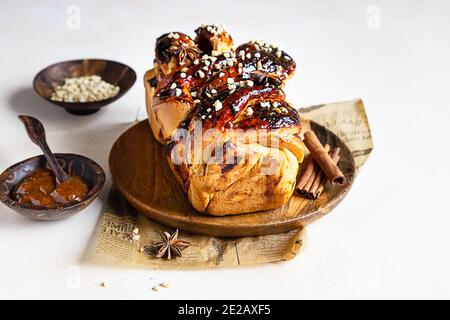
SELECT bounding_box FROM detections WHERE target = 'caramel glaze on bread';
[145,25,305,216]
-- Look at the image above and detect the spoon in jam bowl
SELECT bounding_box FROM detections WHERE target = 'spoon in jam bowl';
[18,115,69,184]
[0,116,105,220]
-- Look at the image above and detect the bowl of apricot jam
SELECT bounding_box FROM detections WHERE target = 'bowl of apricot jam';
[0,153,105,220]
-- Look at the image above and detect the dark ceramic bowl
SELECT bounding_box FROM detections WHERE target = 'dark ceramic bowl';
[33,59,136,115]
[0,153,105,220]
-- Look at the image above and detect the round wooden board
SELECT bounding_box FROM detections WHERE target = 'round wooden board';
[109,119,355,237]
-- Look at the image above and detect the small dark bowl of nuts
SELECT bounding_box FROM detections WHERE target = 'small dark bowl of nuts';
[0,154,106,220]
[33,59,136,115]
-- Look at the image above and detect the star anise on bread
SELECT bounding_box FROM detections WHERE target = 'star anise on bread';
[253,71,282,87]
[145,229,191,259]
[169,43,201,66]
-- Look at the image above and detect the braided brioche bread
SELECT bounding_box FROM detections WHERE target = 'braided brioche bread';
[145,25,305,216]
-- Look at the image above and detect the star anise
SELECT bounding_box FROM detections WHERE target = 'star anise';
[253,71,282,87]
[145,229,191,259]
[168,43,200,66]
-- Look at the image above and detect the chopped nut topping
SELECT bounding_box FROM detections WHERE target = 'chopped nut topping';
[180,72,186,78]
[50,75,120,103]
[197,70,205,78]
[175,88,182,96]
[257,61,263,70]
[213,100,223,111]
[246,107,254,116]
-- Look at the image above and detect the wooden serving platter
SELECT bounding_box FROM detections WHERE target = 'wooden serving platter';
[109,119,355,237]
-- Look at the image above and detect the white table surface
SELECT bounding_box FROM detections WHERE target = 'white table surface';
[1,0,449,300]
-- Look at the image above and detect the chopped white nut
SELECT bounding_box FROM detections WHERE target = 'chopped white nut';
[257,61,263,70]
[197,70,205,78]
[246,107,254,116]
[132,234,140,241]
[50,76,119,103]
[175,88,182,96]
[170,82,177,90]
[213,100,223,111]
[180,72,186,78]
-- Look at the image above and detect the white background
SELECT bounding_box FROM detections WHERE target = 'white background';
[1,0,449,299]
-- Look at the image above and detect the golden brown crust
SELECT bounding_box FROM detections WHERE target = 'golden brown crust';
[146,25,304,216]
[194,24,234,54]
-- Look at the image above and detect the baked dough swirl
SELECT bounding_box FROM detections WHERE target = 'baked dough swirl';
[145,25,305,216]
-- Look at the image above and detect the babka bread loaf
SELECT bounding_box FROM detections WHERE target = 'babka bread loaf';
[145,24,305,216]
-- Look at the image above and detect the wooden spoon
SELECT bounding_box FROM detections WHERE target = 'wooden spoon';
[18,115,69,184]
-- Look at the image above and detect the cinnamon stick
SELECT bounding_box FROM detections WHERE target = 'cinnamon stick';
[303,131,346,186]
[306,144,330,198]
[295,144,330,196]
[311,148,341,199]
[295,155,314,193]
